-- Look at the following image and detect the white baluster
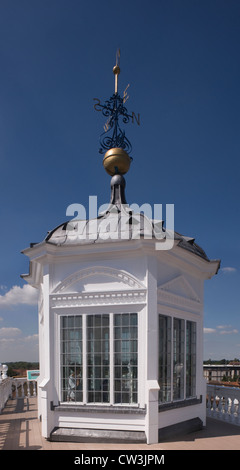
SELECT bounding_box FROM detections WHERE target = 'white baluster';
[27,381,30,397]
[212,395,217,418]
[218,396,223,419]
[222,397,228,421]
[226,397,232,423]
[230,398,235,423]
[33,381,37,397]
[210,395,214,417]
[15,380,18,398]
[206,394,211,417]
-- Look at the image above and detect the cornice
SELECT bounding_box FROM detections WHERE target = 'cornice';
[51,289,146,308]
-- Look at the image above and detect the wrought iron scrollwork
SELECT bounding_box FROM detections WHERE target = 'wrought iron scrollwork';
[98,92,132,154]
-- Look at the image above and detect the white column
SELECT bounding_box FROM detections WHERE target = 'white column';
[145,256,159,444]
[38,266,53,438]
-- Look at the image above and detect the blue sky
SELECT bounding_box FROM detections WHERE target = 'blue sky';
[0,0,239,361]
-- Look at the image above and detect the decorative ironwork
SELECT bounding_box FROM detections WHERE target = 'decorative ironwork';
[97,92,133,154]
[95,50,135,155]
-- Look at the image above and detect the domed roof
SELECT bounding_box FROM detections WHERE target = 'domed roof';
[43,174,212,263]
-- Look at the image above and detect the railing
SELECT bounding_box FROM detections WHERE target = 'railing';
[2,375,240,427]
[207,384,240,425]
[0,378,12,412]
[0,363,38,413]
[12,378,37,399]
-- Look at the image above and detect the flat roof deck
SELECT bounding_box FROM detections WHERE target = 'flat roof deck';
[1,396,240,451]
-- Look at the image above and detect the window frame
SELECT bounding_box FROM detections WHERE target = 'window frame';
[58,311,139,407]
[158,314,197,405]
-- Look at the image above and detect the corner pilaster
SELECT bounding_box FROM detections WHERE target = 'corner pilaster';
[145,256,159,444]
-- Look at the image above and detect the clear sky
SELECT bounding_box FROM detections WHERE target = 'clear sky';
[0,0,239,362]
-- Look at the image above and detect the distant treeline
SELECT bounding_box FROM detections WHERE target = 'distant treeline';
[5,362,39,377]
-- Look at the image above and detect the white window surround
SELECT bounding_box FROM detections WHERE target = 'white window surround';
[51,267,201,412]
[55,307,146,409]
[54,305,146,408]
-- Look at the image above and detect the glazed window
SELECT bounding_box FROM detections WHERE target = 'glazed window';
[186,320,196,398]
[159,315,172,403]
[173,318,185,400]
[158,315,197,404]
[87,314,110,403]
[60,313,138,405]
[114,313,138,404]
[60,315,83,402]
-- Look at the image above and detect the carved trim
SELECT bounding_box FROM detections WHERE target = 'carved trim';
[158,275,200,303]
[52,266,145,294]
[157,289,201,312]
[51,289,146,308]
[157,275,201,312]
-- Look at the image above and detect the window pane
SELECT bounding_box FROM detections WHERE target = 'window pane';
[114,313,138,404]
[186,321,196,397]
[87,315,110,403]
[173,318,184,400]
[159,315,172,403]
[60,315,83,402]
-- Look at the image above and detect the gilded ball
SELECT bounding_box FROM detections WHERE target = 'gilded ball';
[103,148,131,176]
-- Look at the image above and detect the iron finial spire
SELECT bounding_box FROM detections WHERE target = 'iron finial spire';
[94,51,139,177]
[96,51,132,160]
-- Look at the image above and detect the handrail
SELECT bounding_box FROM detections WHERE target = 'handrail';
[207,383,240,425]
[0,378,12,412]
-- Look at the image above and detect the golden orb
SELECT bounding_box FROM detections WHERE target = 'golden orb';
[103,148,131,176]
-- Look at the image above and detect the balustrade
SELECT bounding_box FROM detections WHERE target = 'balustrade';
[207,384,240,425]
[0,378,12,412]
[0,362,38,413]
[2,370,240,428]
[12,378,37,398]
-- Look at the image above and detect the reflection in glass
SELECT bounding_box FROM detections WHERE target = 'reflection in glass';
[173,318,185,400]
[87,315,110,403]
[159,315,172,403]
[186,321,196,397]
[114,313,138,404]
[60,316,83,402]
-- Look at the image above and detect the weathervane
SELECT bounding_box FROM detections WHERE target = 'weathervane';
[93,50,140,176]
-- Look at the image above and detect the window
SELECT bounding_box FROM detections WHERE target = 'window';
[186,320,196,398]
[60,316,83,402]
[158,315,197,404]
[60,313,138,405]
[87,315,110,403]
[114,313,138,404]
[159,315,171,403]
[173,318,184,400]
